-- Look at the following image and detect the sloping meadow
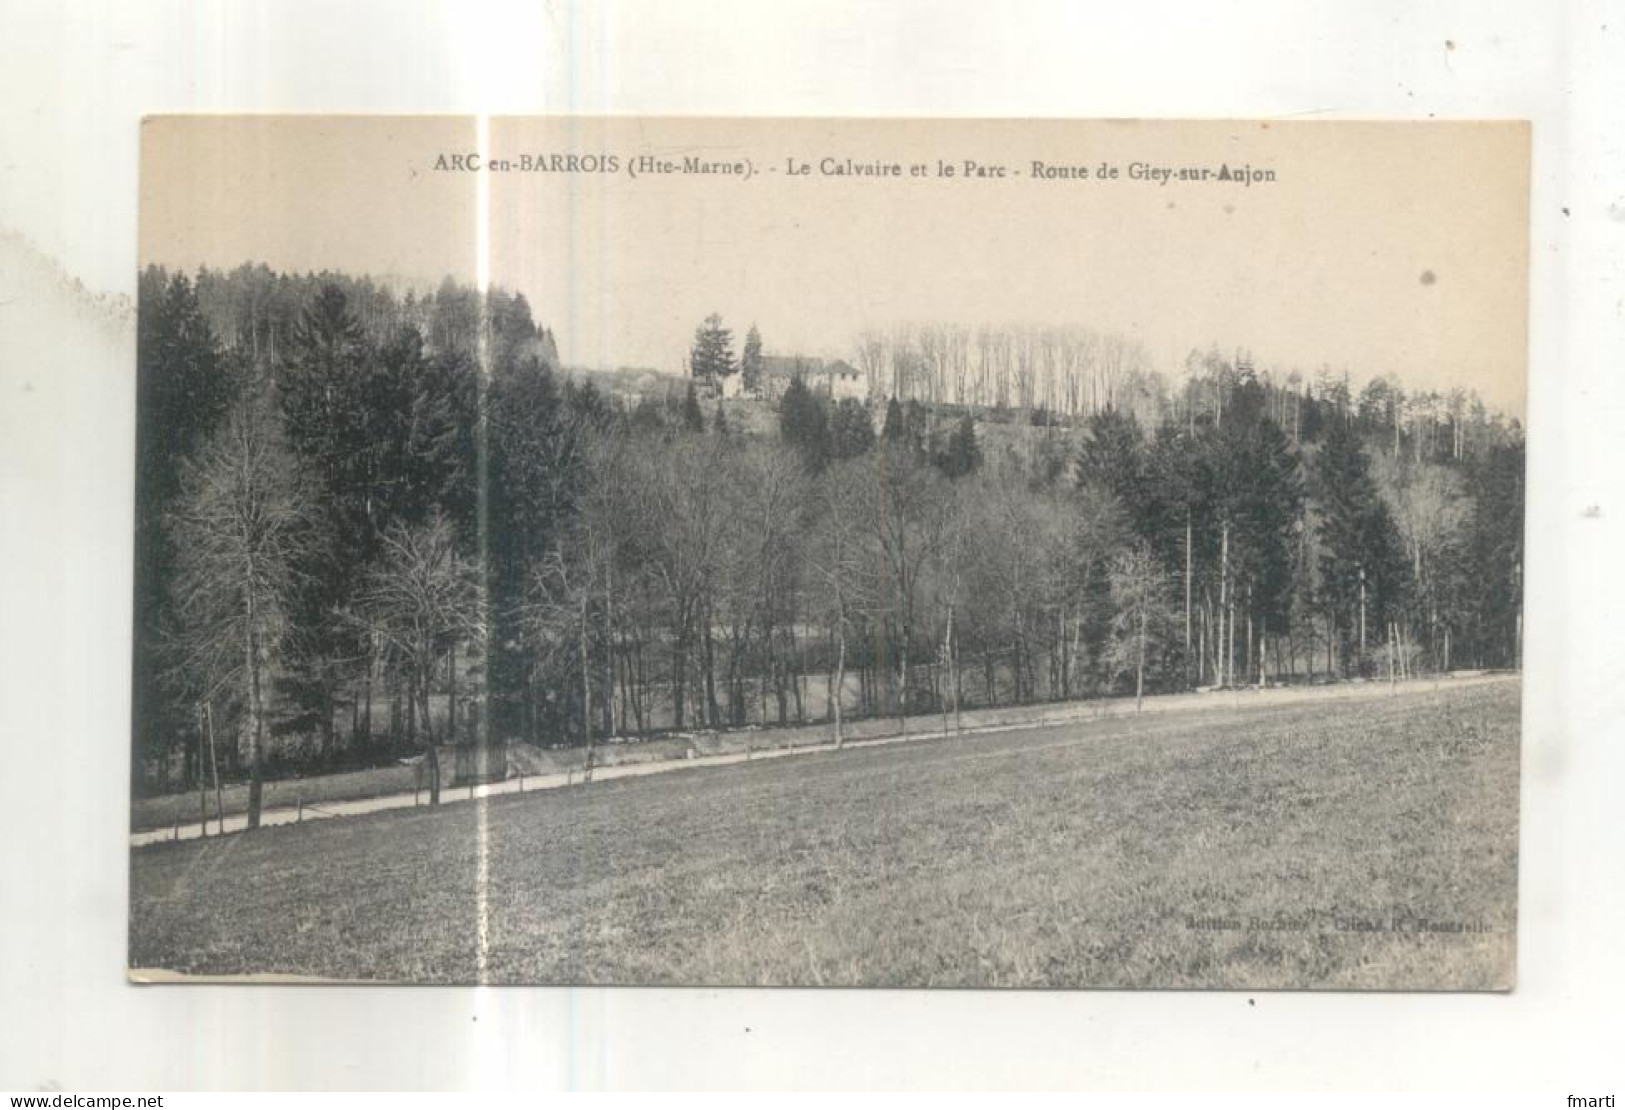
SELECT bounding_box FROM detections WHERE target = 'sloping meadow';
[130,680,1518,988]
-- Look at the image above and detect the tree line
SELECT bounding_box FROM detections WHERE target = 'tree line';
[134,265,1525,828]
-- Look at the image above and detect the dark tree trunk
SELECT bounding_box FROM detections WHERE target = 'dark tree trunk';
[672,626,689,731]
[833,624,847,748]
[245,620,265,831]
[702,604,720,728]
[448,641,458,744]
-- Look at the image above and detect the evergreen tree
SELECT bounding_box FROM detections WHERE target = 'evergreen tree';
[1075,408,1146,503]
[779,374,829,471]
[1218,414,1303,651]
[903,399,931,458]
[429,276,481,354]
[278,291,470,755]
[828,398,876,461]
[1465,442,1524,668]
[936,415,982,479]
[881,397,906,444]
[487,355,575,742]
[689,313,735,382]
[1142,421,1205,570]
[565,377,614,431]
[1143,421,1211,684]
[277,285,369,538]
[418,345,483,544]
[1315,416,1408,674]
[488,289,541,372]
[740,324,764,394]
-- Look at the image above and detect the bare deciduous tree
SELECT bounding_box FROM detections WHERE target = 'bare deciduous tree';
[1105,543,1178,711]
[167,394,313,829]
[353,511,484,760]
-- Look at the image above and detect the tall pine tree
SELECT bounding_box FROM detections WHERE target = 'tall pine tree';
[1315,416,1408,674]
[689,313,735,383]
[740,324,764,394]
[779,374,829,471]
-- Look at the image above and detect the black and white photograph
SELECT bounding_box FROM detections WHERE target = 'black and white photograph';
[127,116,1529,989]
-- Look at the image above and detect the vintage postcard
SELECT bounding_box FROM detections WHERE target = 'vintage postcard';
[129,116,1528,988]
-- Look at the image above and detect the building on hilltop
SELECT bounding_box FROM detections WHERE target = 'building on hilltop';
[725,354,866,403]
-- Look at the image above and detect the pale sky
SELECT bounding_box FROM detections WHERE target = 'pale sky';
[142,116,1529,415]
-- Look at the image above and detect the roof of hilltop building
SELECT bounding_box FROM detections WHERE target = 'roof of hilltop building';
[758,355,860,378]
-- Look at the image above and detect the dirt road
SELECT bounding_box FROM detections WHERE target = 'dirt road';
[130,672,1515,848]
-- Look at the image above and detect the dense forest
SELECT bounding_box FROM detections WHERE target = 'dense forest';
[133,264,1526,821]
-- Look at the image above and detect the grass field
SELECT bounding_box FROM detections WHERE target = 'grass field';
[129,679,1519,988]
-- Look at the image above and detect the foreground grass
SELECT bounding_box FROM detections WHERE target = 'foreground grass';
[130,680,1519,988]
